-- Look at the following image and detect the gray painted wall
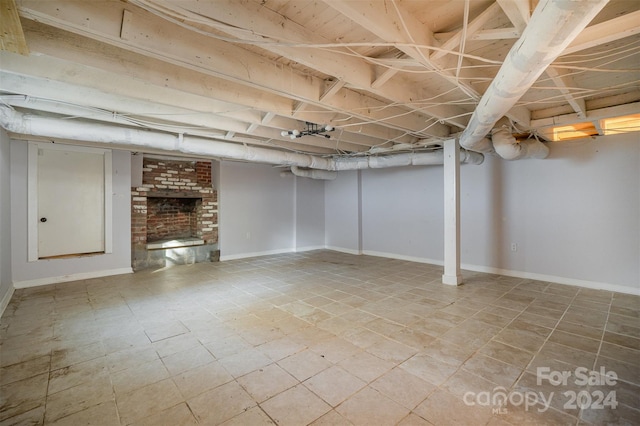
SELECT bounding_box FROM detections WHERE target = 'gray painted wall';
[325,133,639,292]
[10,141,132,285]
[218,161,295,259]
[295,176,325,250]
[0,129,12,313]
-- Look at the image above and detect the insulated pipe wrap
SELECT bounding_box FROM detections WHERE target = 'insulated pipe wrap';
[0,107,485,171]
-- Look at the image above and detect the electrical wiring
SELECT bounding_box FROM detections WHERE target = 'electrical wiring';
[128,0,503,67]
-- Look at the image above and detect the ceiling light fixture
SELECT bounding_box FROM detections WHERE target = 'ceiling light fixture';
[281,122,334,139]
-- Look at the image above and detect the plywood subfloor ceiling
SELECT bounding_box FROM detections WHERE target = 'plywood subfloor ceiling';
[1,0,639,158]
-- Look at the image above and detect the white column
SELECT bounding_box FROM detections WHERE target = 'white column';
[442,138,463,285]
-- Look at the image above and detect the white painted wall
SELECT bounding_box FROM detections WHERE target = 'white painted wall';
[361,167,443,263]
[461,134,639,292]
[324,170,361,254]
[326,134,639,293]
[0,129,13,315]
[295,176,325,251]
[218,161,295,259]
[10,141,132,287]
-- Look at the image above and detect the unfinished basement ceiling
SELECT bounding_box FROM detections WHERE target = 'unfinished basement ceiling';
[0,0,639,161]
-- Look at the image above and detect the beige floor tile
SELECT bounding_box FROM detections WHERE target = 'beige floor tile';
[478,340,533,369]
[105,346,159,373]
[261,384,331,426]
[237,363,298,403]
[130,402,198,426]
[365,338,417,364]
[370,367,435,409]
[3,251,640,426]
[48,357,107,395]
[187,380,256,424]
[0,405,45,426]
[112,358,170,395]
[309,409,354,425]
[44,373,113,423]
[414,389,493,426]
[116,378,184,425]
[338,351,395,383]
[257,337,306,362]
[341,327,387,349]
[277,349,332,381]
[304,366,366,407]
[420,339,475,367]
[0,355,50,386]
[0,373,48,422]
[310,337,361,364]
[336,386,410,426]
[47,401,119,426]
[50,341,105,370]
[462,354,523,389]
[547,330,601,353]
[218,347,273,378]
[441,369,500,400]
[161,344,215,376]
[396,413,432,425]
[152,333,202,358]
[172,361,233,399]
[400,353,459,386]
[221,406,275,425]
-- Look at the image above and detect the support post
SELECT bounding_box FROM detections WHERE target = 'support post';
[442,138,463,285]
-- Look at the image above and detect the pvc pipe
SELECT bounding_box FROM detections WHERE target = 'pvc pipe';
[460,0,609,152]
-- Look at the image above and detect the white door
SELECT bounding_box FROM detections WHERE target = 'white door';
[36,146,106,258]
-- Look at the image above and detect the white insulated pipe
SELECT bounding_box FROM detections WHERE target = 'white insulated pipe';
[491,127,549,160]
[460,0,609,152]
[290,166,337,180]
[0,106,483,171]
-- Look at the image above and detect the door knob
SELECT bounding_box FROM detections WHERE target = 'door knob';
[40,217,47,222]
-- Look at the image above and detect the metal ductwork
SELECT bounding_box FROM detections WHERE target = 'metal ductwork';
[0,106,483,172]
[460,0,609,153]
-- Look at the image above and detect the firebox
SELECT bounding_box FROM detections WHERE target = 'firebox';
[131,157,218,270]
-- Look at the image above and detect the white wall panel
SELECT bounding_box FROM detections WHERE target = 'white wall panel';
[219,161,295,259]
[324,171,360,253]
[296,176,325,250]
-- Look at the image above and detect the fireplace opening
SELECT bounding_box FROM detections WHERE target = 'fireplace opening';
[146,196,203,247]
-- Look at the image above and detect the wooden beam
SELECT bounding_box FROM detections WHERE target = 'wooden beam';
[431,2,502,61]
[545,66,586,119]
[470,28,520,41]
[563,10,640,55]
[496,0,530,33]
[0,0,29,55]
[530,101,640,128]
[144,0,460,133]
[16,8,439,140]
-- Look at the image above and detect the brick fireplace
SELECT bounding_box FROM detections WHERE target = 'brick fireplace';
[131,157,218,270]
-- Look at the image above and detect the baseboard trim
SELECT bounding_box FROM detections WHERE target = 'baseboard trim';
[325,246,361,255]
[0,286,15,319]
[220,248,295,261]
[323,248,640,296]
[362,250,444,266]
[295,245,326,253]
[13,267,134,289]
[460,263,640,296]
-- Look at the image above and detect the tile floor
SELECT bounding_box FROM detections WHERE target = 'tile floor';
[1,250,639,425]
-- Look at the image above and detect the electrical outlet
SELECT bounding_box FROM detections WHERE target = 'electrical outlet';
[511,243,518,252]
